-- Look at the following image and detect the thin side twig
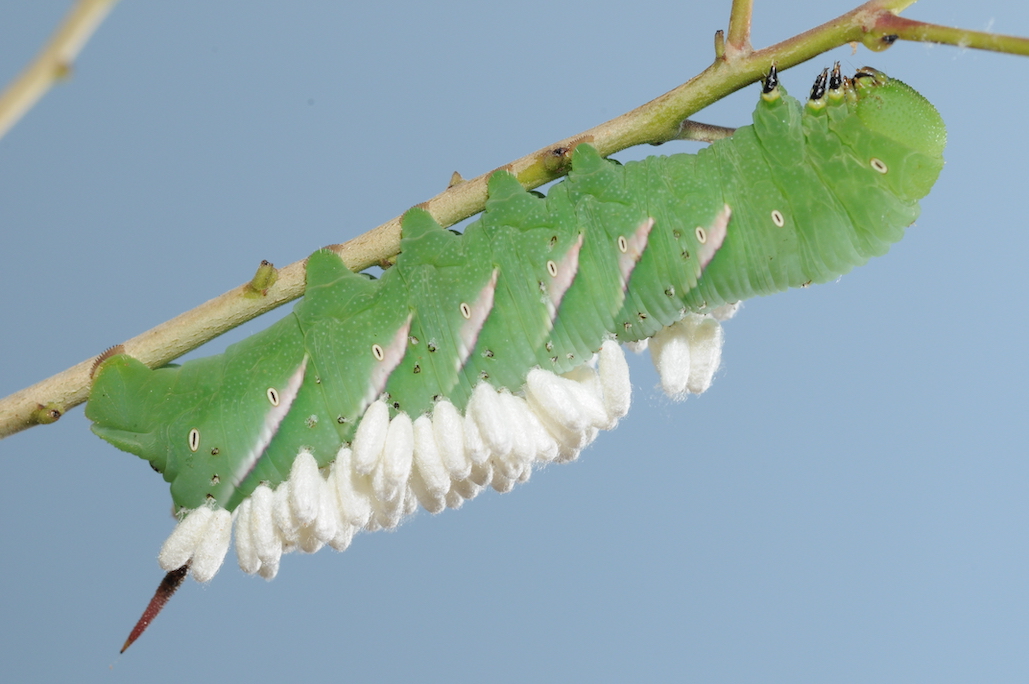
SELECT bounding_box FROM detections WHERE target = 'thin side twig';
[0,0,119,141]
[726,0,754,55]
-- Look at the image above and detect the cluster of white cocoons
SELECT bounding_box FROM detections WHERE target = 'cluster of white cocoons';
[643,304,737,400]
[159,308,735,582]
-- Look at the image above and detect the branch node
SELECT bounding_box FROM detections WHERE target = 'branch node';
[243,260,278,298]
[31,402,63,425]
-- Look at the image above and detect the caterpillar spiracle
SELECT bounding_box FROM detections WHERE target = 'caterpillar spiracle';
[85,64,946,648]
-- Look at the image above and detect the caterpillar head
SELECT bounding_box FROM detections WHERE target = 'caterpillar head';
[851,67,947,201]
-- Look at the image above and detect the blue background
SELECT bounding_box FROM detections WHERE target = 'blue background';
[1,1,1027,681]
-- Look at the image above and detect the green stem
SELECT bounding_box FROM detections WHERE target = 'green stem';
[872,14,1029,55]
[0,0,119,141]
[726,0,754,54]
[1,0,1028,441]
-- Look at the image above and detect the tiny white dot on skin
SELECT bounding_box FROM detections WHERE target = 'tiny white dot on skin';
[188,428,200,452]
[695,227,708,244]
[771,210,785,227]
[546,260,558,277]
[617,236,628,253]
[372,344,385,361]
[459,303,472,319]
[266,387,280,406]
[870,158,888,174]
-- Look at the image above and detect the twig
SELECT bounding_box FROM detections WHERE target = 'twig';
[870,13,1029,54]
[726,0,754,56]
[3,0,1029,440]
[0,0,119,141]
[675,120,738,143]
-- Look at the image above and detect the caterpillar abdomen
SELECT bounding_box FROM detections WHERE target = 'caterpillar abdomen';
[86,66,945,592]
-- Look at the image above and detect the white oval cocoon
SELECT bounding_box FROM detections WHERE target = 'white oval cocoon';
[158,505,214,572]
[191,507,232,583]
[352,399,390,474]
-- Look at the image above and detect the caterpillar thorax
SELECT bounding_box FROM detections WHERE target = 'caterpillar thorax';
[86,66,945,588]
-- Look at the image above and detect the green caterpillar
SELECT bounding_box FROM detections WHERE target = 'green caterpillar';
[86,65,945,602]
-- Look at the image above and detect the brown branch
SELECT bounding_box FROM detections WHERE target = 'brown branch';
[2,0,1029,440]
[0,0,119,141]
[675,120,737,143]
